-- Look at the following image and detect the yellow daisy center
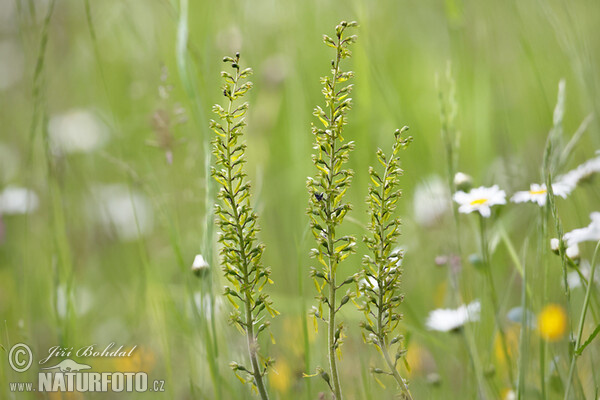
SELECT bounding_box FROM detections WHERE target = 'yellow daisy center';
[529,189,547,195]
[470,198,488,206]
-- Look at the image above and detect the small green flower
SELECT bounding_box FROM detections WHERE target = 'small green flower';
[359,127,414,399]
[210,53,276,400]
[306,20,358,400]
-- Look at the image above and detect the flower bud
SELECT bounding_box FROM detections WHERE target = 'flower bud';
[192,254,210,278]
[454,172,473,192]
[469,253,484,269]
[550,238,560,255]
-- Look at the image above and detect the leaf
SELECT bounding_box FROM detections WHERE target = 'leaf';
[370,175,381,187]
[576,323,600,356]
[373,375,386,389]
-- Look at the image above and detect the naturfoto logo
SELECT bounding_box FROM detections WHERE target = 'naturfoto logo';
[7,343,165,394]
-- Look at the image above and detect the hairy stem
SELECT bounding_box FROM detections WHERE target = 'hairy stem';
[381,339,413,400]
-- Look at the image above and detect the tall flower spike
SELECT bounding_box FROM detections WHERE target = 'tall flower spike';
[210,53,277,400]
[306,20,358,400]
[359,127,413,399]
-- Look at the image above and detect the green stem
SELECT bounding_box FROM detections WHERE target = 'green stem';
[564,240,600,400]
[381,339,413,400]
[245,295,270,400]
[479,216,515,387]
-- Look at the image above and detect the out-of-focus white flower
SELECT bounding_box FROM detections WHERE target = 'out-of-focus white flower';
[511,182,571,206]
[567,260,600,290]
[194,292,223,321]
[89,184,153,241]
[503,389,516,400]
[56,284,93,319]
[425,300,481,332]
[48,109,109,155]
[453,185,506,218]
[566,244,580,260]
[413,175,449,227]
[564,212,600,248]
[0,186,39,215]
[556,153,600,189]
[550,238,560,253]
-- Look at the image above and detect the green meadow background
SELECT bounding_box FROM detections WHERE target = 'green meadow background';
[1,0,600,398]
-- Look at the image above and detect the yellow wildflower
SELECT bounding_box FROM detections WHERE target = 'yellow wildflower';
[538,304,567,342]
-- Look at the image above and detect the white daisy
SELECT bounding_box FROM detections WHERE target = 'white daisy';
[425,300,481,332]
[0,186,39,215]
[453,185,506,218]
[563,212,600,248]
[556,153,600,189]
[566,244,580,260]
[511,182,571,206]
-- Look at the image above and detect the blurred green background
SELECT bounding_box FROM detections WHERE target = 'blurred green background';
[1,0,600,398]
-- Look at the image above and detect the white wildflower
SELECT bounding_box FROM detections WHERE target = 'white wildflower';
[0,186,39,215]
[413,175,449,227]
[511,182,571,206]
[48,109,109,155]
[556,153,600,189]
[566,244,580,260]
[550,238,560,253]
[194,292,224,321]
[425,300,481,332]
[453,185,506,218]
[563,212,600,248]
[504,390,516,400]
[89,184,154,241]
[567,260,600,290]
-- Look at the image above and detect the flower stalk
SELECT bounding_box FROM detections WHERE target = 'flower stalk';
[210,53,277,400]
[478,215,515,387]
[307,21,358,400]
[359,127,413,399]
